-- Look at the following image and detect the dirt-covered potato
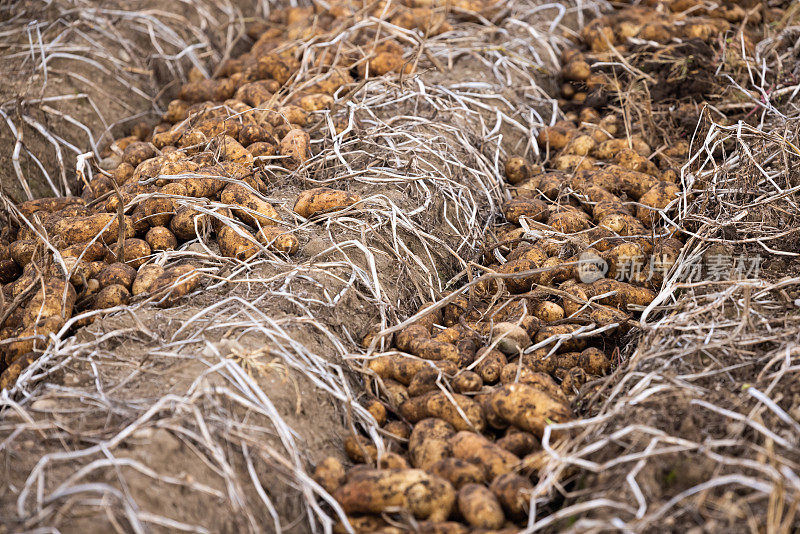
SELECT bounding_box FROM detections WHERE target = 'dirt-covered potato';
[61,241,107,262]
[53,214,135,245]
[430,458,485,490]
[490,472,534,518]
[449,431,519,481]
[490,323,531,355]
[333,468,455,521]
[474,348,507,384]
[408,418,455,470]
[94,284,131,309]
[314,456,347,493]
[532,300,564,322]
[255,226,300,255]
[104,238,151,268]
[171,205,210,241]
[452,371,483,393]
[149,264,202,306]
[221,183,279,227]
[496,429,539,457]
[96,262,136,289]
[399,391,485,432]
[344,435,377,463]
[457,484,505,529]
[279,128,310,169]
[486,383,572,437]
[504,157,538,185]
[145,226,178,251]
[132,264,165,296]
[499,363,567,403]
[636,181,681,226]
[294,187,361,218]
[504,198,548,224]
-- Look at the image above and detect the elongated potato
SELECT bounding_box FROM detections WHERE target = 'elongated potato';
[399,391,485,432]
[53,214,135,245]
[149,264,202,306]
[221,183,280,228]
[22,279,76,325]
[294,187,361,218]
[409,418,455,470]
[344,435,377,463]
[490,472,534,518]
[132,264,165,296]
[430,458,485,490]
[457,484,505,529]
[279,128,310,169]
[449,431,519,481]
[487,383,572,437]
[504,198,548,224]
[334,469,455,521]
[474,348,507,384]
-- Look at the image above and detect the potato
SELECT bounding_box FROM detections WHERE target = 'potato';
[490,472,534,518]
[504,157,538,185]
[474,348,507,384]
[504,198,548,224]
[414,522,469,534]
[383,420,411,441]
[18,196,83,217]
[94,284,131,309]
[0,259,21,284]
[299,93,334,112]
[53,214,135,245]
[248,141,278,158]
[132,264,165,296]
[534,324,586,352]
[407,366,443,397]
[430,458,485,490]
[452,371,483,393]
[104,238,151,268]
[221,183,279,227]
[536,124,576,150]
[149,264,202,306]
[636,182,681,226]
[591,278,655,309]
[561,59,591,82]
[409,339,459,362]
[496,429,539,458]
[449,431,519,481]
[408,418,455,470]
[61,241,106,262]
[399,391,485,432]
[381,378,410,407]
[480,258,539,295]
[532,301,564,322]
[368,354,453,386]
[562,134,596,157]
[121,142,157,167]
[334,469,455,521]
[344,435,377,463]
[9,239,38,267]
[294,187,361,218]
[22,279,76,325]
[487,383,572,437]
[217,224,261,260]
[96,262,136,289]
[500,363,567,402]
[378,452,409,470]
[255,226,300,255]
[279,128,310,169]
[490,323,531,355]
[457,484,505,529]
[171,205,210,241]
[145,226,178,251]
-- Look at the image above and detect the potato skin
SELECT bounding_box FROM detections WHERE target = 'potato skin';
[399,391,485,432]
[149,264,201,306]
[96,262,136,289]
[104,238,151,268]
[449,431,519,481]
[490,472,534,518]
[486,383,572,437]
[333,468,455,521]
[145,226,178,251]
[457,484,505,529]
[53,214,135,245]
[279,128,310,169]
[221,183,280,227]
[293,187,362,218]
[217,225,260,260]
[171,205,210,241]
[313,457,347,494]
[132,264,165,296]
[94,284,131,309]
[255,226,299,255]
[408,418,455,470]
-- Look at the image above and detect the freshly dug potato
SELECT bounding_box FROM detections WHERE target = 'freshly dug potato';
[255,226,300,255]
[132,264,165,296]
[313,456,346,494]
[562,134,596,157]
[636,182,681,226]
[105,238,151,268]
[122,141,157,167]
[490,322,531,355]
[414,522,468,534]
[279,128,310,169]
[591,278,656,309]
[344,435,377,463]
[21,279,76,324]
[221,183,279,227]
[171,205,210,241]
[399,391,485,432]
[534,324,587,352]
[499,363,567,403]
[430,458,485,490]
[409,339,459,362]
[474,348,507,384]
[383,420,412,441]
[294,187,361,218]
[145,226,178,251]
[0,353,38,390]
[61,241,106,262]
[532,301,564,322]
[381,378,410,407]
[9,239,39,267]
[334,469,455,521]
[368,354,455,385]
[18,196,84,217]
[457,484,505,529]
[487,383,572,437]
[407,366,443,397]
[452,371,483,393]
[96,262,136,289]
[490,472,534,518]
[53,214,135,245]
[504,198,548,224]
[408,418,455,470]
[504,157,538,185]
[553,155,596,172]
[537,124,576,150]
[149,264,202,306]
[449,431,519,481]
[94,284,131,309]
[496,429,539,458]
[299,93,334,112]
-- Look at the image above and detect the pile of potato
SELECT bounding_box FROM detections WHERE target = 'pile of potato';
[0,0,514,389]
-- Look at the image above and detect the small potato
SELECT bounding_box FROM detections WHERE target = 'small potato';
[399,391,485,432]
[409,339,459,362]
[9,239,38,267]
[96,262,136,289]
[490,472,534,518]
[312,456,345,493]
[94,284,131,309]
[132,264,165,296]
[636,182,681,226]
[344,435,377,463]
[505,157,538,185]
[430,458,485,490]
[217,136,253,166]
[279,128,310,169]
[553,154,596,172]
[299,93,334,112]
[532,301,564,322]
[104,238,152,268]
[449,431,519,481]
[294,187,361,218]
[217,225,260,260]
[364,398,387,426]
[408,418,455,470]
[145,226,178,251]
[479,258,539,295]
[452,371,483,393]
[334,469,455,521]
[149,264,201,306]
[247,141,278,158]
[255,226,299,255]
[487,383,572,437]
[592,138,651,161]
[561,59,591,82]
[536,125,576,151]
[504,198,548,224]
[474,348,507,384]
[562,134,596,157]
[221,183,280,228]
[383,420,412,441]
[490,323,531,356]
[239,124,273,147]
[499,363,566,403]
[122,142,157,167]
[534,324,586,352]
[61,241,107,262]
[496,429,539,458]
[591,278,655,309]
[457,484,505,529]
[382,379,410,407]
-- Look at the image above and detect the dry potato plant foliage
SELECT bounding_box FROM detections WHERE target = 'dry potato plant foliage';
[1,0,799,532]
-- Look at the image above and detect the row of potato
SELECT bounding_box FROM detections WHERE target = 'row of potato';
[302,0,770,531]
[0,0,502,387]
